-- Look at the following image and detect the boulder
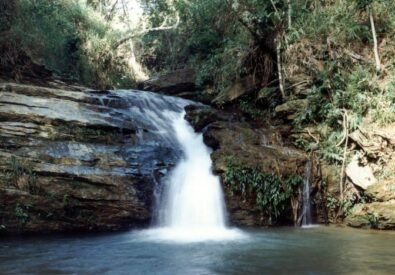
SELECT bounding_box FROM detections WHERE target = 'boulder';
[345,201,395,230]
[366,181,395,202]
[213,75,257,103]
[209,123,315,226]
[184,104,239,132]
[346,155,377,190]
[275,99,309,120]
[143,68,196,96]
[344,122,395,230]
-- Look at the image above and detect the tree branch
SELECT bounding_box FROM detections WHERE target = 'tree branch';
[113,16,180,49]
[287,0,292,29]
[368,6,381,71]
[105,0,119,21]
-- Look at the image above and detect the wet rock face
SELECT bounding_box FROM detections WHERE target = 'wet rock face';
[185,105,315,226]
[0,83,185,234]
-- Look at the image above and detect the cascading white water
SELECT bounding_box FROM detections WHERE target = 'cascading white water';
[301,161,313,227]
[116,90,244,242]
[146,111,244,242]
[159,112,226,228]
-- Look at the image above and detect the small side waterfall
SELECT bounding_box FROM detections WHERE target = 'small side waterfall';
[301,161,312,226]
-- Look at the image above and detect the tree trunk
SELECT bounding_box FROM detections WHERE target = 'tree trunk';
[127,40,148,81]
[339,110,348,202]
[120,0,148,81]
[368,6,381,71]
[287,0,292,29]
[276,40,286,99]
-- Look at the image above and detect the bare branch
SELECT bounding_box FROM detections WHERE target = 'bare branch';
[368,6,381,71]
[287,0,292,29]
[113,15,180,49]
[105,0,119,21]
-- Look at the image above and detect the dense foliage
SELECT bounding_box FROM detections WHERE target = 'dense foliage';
[140,0,279,101]
[0,0,137,88]
[141,0,395,168]
[224,160,303,225]
[286,0,395,161]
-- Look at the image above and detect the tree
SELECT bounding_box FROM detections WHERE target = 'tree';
[356,0,381,71]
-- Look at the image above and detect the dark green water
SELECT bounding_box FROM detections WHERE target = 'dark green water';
[1,226,394,274]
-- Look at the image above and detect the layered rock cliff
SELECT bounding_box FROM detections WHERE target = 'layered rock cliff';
[0,82,182,234]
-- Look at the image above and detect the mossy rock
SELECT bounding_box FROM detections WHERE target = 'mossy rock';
[345,202,395,230]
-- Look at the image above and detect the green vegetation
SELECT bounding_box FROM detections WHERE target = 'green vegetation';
[141,1,395,136]
[326,194,356,222]
[0,0,137,88]
[141,0,278,101]
[224,160,303,224]
[14,203,30,225]
[5,156,39,195]
[366,212,379,228]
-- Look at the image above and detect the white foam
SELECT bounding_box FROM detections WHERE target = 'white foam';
[149,112,244,242]
[137,227,247,243]
[301,224,320,229]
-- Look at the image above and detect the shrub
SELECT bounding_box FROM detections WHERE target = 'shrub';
[224,160,303,224]
[15,203,30,225]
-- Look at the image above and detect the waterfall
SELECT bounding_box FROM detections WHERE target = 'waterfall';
[158,112,226,228]
[121,90,243,242]
[301,161,312,226]
[148,111,244,242]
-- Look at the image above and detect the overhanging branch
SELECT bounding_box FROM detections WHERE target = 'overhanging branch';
[113,15,180,49]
